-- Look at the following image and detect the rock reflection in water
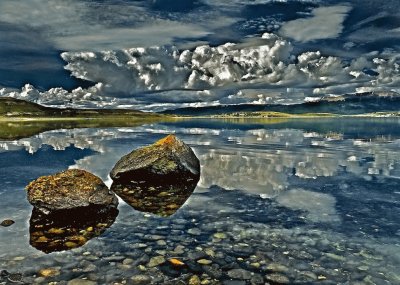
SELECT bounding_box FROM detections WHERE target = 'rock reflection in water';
[111,178,198,217]
[29,205,118,253]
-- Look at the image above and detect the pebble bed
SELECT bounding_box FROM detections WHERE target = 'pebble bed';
[1,121,400,284]
[1,187,399,285]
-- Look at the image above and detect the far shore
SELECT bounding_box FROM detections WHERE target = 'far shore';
[0,115,167,122]
[1,111,400,122]
[0,115,173,140]
[0,112,399,140]
[171,111,400,119]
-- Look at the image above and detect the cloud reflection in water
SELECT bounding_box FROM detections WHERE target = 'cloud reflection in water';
[1,123,399,196]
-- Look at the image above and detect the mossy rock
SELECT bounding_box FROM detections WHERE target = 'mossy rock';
[26,169,117,212]
[110,134,200,182]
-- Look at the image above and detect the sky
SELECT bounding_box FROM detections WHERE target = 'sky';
[0,0,399,111]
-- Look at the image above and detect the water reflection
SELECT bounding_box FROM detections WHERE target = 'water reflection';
[0,118,162,141]
[29,205,118,253]
[276,188,340,223]
[1,120,400,197]
[111,177,199,217]
[0,119,399,284]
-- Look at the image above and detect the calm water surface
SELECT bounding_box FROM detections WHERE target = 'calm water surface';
[0,118,399,284]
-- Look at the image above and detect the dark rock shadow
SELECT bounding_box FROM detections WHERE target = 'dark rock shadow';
[111,176,199,217]
[29,205,118,253]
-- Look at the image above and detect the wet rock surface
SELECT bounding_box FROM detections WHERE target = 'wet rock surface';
[110,134,200,217]
[110,134,200,182]
[26,169,117,212]
[29,205,118,253]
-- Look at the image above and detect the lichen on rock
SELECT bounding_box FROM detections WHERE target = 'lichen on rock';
[26,169,117,212]
[110,134,200,216]
[110,134,200,182]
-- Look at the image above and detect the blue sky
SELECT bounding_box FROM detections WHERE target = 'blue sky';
[0,0,399,110]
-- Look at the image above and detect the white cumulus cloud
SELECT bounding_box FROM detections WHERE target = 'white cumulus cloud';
[279,5,352,42]
[2,32,400,110]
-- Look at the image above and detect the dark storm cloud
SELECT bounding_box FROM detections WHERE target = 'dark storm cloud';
[0,0,232,51]
[0,22,87,90]
[150,0,201,12]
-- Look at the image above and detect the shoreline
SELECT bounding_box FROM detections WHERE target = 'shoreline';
[0,114,172,123]
[1,111,400,122]
[170,111,400,119]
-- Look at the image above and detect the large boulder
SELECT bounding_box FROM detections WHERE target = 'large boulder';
[110,134,200,182]
[26,169,118,212]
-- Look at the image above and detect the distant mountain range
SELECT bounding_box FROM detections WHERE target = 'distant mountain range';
[0,97,148,117]
[1,92,400,119]
[162,92,400,116]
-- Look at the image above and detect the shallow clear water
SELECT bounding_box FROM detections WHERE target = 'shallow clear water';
[0,118,399,284]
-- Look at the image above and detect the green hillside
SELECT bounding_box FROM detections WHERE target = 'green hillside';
[0,97,173,140]
[0,97,52,116]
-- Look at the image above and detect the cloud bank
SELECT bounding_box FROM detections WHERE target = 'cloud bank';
[0,0,238,51]
[1,32,400,110]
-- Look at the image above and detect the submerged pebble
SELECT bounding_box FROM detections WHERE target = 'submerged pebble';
[147,256,165,267]
[188,275,201,285]
[227,268,253,280]
[266,273,290,284]
[67,279,97,285]
[0,219,14,227]
[131,275,152,285]
[38,268,60,277]
[7,273,23,283]
[266,263,289,273]
[197,259,213,265]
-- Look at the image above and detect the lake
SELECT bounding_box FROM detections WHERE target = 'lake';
[0,118,399,284]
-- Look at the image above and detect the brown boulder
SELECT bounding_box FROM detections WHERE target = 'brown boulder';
[26,169,117,212]
[110,134,200,182]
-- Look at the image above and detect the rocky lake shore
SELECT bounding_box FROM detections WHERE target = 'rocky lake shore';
[0,121,399,284]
